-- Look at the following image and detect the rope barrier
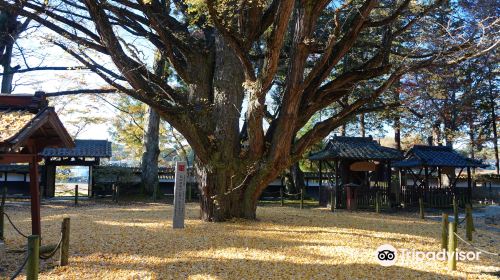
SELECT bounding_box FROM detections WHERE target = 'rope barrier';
[453,232,499,256]
[3,212,28,239]
[39,234,63,260]
[9,253,28,280]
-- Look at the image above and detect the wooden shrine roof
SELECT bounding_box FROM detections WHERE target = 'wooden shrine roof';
[41,139,112,158]
[393,145,486,168]
[0,93,74,154]
[309,136,402,161]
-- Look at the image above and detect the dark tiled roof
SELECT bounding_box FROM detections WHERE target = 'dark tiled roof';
[41,139,112,158]
[309,136,402,161]
[393,145,485,168]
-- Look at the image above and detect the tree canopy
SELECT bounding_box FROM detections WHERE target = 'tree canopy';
[1,0,497,221]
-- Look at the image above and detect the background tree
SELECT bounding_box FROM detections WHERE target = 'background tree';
[2,0,497,221]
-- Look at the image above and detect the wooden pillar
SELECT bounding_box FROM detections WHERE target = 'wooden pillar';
[280,177,284,207]
[335,160,340,209]
[88,166,93,197]
[423,165,429,207]
[318,161,322,206]
[398,168,404,206]
[45,164,56,198]
[29,156,41,237]
[386,161,392,207]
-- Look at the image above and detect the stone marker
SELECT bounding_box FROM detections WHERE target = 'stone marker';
[173,161,187,229]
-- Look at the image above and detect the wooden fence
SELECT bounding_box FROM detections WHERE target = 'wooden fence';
[401,185,471,208]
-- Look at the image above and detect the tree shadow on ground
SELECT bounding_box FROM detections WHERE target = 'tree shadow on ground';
[65,257,459,279]
[1,202,498,279]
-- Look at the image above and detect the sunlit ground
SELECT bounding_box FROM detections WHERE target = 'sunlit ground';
[1,201,499,279]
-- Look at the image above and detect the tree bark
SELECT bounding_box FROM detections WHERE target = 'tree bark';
[193,32,249,221]
[140,55,166,197]
[0,40,13,93]
[393,88,401,150]
[289,162,305,195]
[141,106,161,196]
[195,162,259,221]
[432,120,441,146]
[487,68,499,174]
[359,113,365,137]
[0,11,18,94]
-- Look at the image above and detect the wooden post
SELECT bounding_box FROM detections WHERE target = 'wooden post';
[447,222,457,271]
[88,166,93,197]
[318,161,323,206]
[280,179,284,207]
[376,191,380,213]
[29,157,41,236]
[419,197,424,219]
[152,181,158,202]
[441,213,449,250]
[330,186,335,212]
[466,204,473,241]
[74,185,78,206]
[187,182,192,202]
[300,186,304,209]
[27,235,40,280]
[453,196,458,233]
[335,160,340,209]
[386,161,392,206]
[59,217,70,266]
[0,185,6,241]
[115,184,119,203]
[398,168,404,207]
[112,184,116,202]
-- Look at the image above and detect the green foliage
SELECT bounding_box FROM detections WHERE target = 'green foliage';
[55,166,73,183]
[108,94,192,165]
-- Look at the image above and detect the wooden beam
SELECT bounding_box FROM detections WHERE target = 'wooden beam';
[0,154,39,163]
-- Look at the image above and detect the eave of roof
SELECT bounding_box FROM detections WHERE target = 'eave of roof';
[309,136,403,161]
[393,145,486,168]
[0,107,74,152]
[40,139,112,158]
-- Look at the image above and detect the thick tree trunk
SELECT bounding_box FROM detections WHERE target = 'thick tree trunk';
[0,11,21,94]
[0,41,13,93]
[141,107,161,196]
[141,55,165,197]
[193,32,252,221]
[195,161,264,221]
[487,73,499,174]
[285,162,305,195]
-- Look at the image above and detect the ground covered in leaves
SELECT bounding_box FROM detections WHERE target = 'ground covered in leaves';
[1,201,499,279]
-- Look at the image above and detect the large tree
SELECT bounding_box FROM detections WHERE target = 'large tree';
[1,0,496,221]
